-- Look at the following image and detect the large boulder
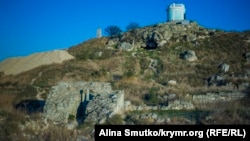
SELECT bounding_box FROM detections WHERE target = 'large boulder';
[219,63,230,72]
[180,50,198,62]
[118,42,133,51]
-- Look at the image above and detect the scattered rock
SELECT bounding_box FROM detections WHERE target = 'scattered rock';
[207,75,225,86]
[118,42,133,51]
[180,50,198,61]
[219,63,230,72]
[193,92,246,103]
[168,80,177,85]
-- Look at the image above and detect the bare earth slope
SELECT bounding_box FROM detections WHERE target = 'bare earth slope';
[0,50,75,75]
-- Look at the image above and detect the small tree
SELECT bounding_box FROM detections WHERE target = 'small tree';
[144,87,159,106]
[126,22,140,31]
[104,25,122,37]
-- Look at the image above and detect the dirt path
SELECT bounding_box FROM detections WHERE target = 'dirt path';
[29,71,46,100]
[35,86,46,101]
[30,72,43,85]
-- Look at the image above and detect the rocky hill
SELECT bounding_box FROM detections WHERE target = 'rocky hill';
[0,21,250,141]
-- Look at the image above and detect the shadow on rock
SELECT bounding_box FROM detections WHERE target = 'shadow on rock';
[14,99,45,114]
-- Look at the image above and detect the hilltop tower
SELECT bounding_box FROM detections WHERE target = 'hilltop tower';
[167,3,186,22]
[96,28,102,38]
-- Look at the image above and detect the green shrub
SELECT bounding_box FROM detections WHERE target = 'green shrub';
[68,114,75,121]
[144,87,159,105]
[124,69,134,77]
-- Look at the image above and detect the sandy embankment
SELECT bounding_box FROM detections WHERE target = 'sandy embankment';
[0,50,75,75]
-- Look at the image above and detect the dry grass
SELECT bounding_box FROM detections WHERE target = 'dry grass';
[0,93,16,109]
[199,99,250,124]
[68,37,117,61]
[37,125,77,141]
[0,92,86,141]
[0,105,26,141]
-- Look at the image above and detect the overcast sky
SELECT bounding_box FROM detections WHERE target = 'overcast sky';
[1,0,250,61]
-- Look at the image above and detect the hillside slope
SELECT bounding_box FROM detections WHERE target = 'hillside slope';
[0,21,250,141]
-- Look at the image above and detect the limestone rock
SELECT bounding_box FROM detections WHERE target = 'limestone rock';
[180,50,198,62]
[219,63,230,72]
[168,80,177,85]
[43,82,124,125]
[106,21,213,50]
[118,42,133,51]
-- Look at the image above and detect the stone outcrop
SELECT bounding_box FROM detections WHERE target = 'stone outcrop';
[84,90,124,124]
[43,82,124,125]
[106,21,215,50]
[207,75,225,86]
[180,50,198,62]
[118,42,134,51]
[219,63,230,72]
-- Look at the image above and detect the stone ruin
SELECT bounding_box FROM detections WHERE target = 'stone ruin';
[43,82,124,125]
[43,81,247,126]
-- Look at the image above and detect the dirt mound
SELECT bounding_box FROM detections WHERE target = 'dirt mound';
[0,50,75,75]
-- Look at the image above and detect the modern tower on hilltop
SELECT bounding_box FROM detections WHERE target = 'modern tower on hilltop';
[167,3,186,22]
